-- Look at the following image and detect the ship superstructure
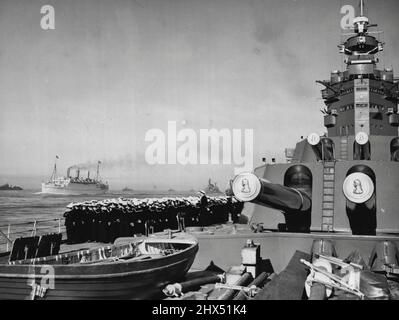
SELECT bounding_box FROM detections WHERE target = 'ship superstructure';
[232,1,399,236]
[41,158,109,195]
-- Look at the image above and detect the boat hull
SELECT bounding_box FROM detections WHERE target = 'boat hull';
[41,183,108,196]
[0,238,198,300]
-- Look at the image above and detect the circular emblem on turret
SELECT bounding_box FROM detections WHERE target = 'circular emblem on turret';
[343,172,374,203]
[307,133,320,146]
[355,132,369,145]
[232,172,261,202]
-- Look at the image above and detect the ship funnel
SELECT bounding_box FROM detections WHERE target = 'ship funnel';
[307,133,335,161]
[353,132,371,160]
[96,161,101,181]
[232,172,311,232]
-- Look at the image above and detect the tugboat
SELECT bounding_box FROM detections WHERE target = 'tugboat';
[41,157,109,195]
[191,1,399,275]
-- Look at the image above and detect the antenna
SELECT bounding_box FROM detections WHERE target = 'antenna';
[360,0,364,16]
[96,160,101,181]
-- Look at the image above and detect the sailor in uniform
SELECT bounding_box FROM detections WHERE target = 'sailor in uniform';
[64,203,76,244]
[198,191,209,226]
[135,198,147,236]
[89,201,100,242]
[62,193,243,244]
[98,204,109,243]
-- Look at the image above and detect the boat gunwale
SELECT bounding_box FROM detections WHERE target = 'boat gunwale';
[0,235,199,279]
[0,245,198,279]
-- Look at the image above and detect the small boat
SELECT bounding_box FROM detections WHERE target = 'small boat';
[0,232,198,300]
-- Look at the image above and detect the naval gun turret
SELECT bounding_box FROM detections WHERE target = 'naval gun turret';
[184,1,399,279]
[232,171,312,233]
[231,1,399,236]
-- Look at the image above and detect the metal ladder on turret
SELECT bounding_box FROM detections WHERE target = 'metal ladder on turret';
[340,136,348,160]
[321,161,335,232]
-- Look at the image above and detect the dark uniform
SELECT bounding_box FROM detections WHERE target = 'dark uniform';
[199,194,209,226]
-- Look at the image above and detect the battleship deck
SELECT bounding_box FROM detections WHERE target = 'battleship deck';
[188,224,399,273]
[2,218,399,274]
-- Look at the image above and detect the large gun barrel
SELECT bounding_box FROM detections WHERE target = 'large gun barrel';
[343,165,376,235]
[231,172,311,213]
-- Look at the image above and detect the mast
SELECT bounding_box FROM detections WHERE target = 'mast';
[318,0,399,140]
[96,161,101,181]
[360,0,364,17]
[50,155,59,181]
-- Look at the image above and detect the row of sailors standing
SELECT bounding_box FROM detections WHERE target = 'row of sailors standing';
[63,194,244,244]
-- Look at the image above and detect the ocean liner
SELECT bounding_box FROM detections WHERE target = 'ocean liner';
[41,158,109,195]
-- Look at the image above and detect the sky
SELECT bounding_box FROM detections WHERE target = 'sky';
[0,0,398,190]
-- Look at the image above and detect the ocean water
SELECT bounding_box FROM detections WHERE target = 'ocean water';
[0,189,196,228]
[0,188,199,250]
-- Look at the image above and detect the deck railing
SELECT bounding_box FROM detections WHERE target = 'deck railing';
[0,218,66,253]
